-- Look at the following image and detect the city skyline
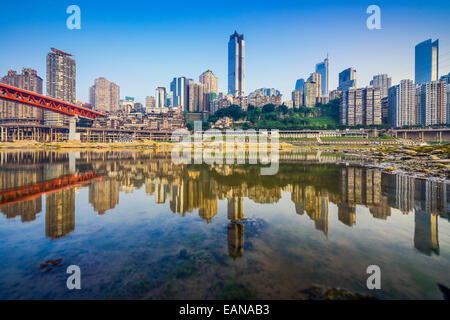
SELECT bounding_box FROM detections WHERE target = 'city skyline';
[1,1,450,104]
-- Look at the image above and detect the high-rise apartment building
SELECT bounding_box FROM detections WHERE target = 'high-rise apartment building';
[0,68,43,123]
[155,87,166,108]
[416,81,447,125]
[303,73,322,107]
[292,90,304,108]
[145,96,156,109]
[340,87,382,126]
[388,79,416,127]
[228,31,245,96]
[187,81,205,112]
[170,77,188,111]
[46,48,76,126]
[199,70,218,111]
[415,39,439,85]
[370,74,392,99]
[315,56,329,97]
[364,87,382,125]
[338,68,356,91]
[89,77,120,114]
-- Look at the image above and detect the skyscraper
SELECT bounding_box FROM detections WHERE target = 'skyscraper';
[228,31,245,96]
[338,68,356,91]
[417,81,447,125]
[370,74,392,99]
[199,70,218,111]
[46,48,76,126]
[315,56,329,97]
[340,87,381,126]
[187,81,205,112]
[388,80,416,127]
[0,68,43,123]
[155,87,166,108]
[415,39,439,84]
[295,78,305,91]
[89,77,120,114]
[170,77,188,111]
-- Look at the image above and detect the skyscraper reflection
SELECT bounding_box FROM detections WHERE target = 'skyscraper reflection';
[0,151,448,255]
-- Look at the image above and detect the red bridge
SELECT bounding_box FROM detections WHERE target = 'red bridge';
[0,83,105,120]
[0,171,104,206]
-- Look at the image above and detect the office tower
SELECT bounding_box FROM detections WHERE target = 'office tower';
[338,67,356,91]
[89,77,120,114]
[187,81,205,112]
[417,81,447,125]
[292,89,303,107]
[340,87,381,125]
[155,87,166,108]
[228,31,245,96]
[45,48,76,126]
[170,77,188,111]
[364,87,382,125]
[295,78,305,91]
[315,55,329,97]
[415,39,439,84]
[387,79,416,127]
[0,68,43,123]
[370,74,392,99]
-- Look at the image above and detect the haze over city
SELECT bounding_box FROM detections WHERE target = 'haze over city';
[1,0,450,103]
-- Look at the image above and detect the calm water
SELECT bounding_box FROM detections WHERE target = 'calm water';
[0,150,449,300]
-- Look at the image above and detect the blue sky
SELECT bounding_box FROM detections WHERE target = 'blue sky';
[1,0,450,103]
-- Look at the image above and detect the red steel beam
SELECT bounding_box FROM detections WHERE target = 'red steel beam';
[0,171,104,206]
[0,83,105,120]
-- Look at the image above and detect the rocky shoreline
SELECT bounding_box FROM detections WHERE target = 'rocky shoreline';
[342,144,450,182]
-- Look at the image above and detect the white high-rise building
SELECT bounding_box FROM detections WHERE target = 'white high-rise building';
[388,80,416,127]
[370,74,392,99]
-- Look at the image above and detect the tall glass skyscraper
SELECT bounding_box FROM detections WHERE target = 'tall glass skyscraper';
[170,77,188,111]
[228,31,245,96]
[415,39,439,85]
[315,56,329,97]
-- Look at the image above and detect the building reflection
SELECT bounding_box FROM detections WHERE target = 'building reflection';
[45,189,75,240]
[0,151,448,256]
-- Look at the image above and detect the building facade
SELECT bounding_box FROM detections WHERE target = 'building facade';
[155,87,166,108]
[370,74,392,99]
[415,39,439,85]
[340,87,382,126]
[0,68,43,123]
[46,48,76,126]
[89,77,120,114]
[337,68,356,92]
[315,56,329,97]
[388,80,416,127]
[228,31,245,96]
[170,77,188,111]
[416,81,447,126]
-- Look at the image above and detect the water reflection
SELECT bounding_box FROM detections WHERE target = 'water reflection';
[0,150,448,260]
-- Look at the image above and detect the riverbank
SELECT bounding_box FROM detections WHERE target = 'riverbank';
[1,140,448,182]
